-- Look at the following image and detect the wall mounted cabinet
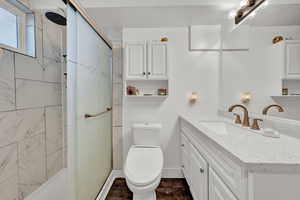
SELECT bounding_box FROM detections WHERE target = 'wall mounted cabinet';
[124,40,169,98]
[125,41,147,80]
[147,41,169,80]
[272,40,300,80]
[125,41,169,80]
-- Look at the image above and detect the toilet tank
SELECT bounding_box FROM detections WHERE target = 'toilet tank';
[132,123,162,146]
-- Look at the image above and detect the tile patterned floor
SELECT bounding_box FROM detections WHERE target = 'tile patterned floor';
[106,178,193,200]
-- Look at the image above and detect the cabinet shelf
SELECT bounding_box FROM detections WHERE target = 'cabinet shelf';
[271,95,300,99]
[126,95,168,98]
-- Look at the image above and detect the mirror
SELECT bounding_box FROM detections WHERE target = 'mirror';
[220,3,300,121]
[0,0,36,57]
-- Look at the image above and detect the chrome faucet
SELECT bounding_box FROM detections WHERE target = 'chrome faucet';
[228,104,250,127]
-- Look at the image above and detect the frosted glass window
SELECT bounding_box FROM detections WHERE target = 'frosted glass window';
[0,7,18,48]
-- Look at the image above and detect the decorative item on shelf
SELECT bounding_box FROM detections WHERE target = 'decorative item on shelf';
[241,92,252,104]
[158,88,168,96]
[127,85,139,96]
[189,92,198,104]
[272,36,284,44]
[160,37,168,42]
[282,88,289,96]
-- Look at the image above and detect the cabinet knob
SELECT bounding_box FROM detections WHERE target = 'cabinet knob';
[148,72,151,75]
[181,144,185,147]
[182,165,185,168]
[143,72,146,75]
[200,168,204,173]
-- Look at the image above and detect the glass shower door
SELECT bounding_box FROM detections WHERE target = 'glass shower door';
[67,5,112,200]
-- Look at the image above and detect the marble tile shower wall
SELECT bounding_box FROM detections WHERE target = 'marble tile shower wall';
[112,43,123,170]
[0,10,65,200]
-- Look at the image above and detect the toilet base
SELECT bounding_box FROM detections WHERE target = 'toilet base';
[133,191,156,200]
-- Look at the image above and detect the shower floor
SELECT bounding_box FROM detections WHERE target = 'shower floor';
[106,178,193,200]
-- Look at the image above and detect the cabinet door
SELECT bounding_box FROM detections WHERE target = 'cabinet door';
[181,134,191,185]
[286,41,300,79]
[148,41,169,80]
[125,41,147,80]
[209,168,238,200]
[190,144,208,200]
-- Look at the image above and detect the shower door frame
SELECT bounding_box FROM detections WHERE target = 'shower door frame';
[65,0,114,199]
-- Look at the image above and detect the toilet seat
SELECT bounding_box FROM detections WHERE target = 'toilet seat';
[125,145,163,187]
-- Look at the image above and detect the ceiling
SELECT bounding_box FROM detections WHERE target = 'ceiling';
[27,0,300,40]
[80,0,240,8]
[87,6,230,28]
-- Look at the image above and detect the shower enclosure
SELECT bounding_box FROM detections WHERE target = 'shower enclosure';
[67,3,113,200]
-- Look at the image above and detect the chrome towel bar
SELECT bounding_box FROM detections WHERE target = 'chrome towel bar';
[84,107,112,119]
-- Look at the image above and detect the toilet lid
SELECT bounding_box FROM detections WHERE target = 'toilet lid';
[125,146,163,186]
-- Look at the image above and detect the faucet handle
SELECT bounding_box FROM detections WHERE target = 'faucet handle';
[233,113,242,125]
[251,118,263,131]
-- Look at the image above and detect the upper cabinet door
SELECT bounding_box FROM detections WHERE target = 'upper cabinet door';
[148,41,169,80]
[286,41,300,79]
[125,41,147,80]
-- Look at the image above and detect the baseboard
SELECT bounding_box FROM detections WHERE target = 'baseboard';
[162,168,183,178]
[96,170,123,200]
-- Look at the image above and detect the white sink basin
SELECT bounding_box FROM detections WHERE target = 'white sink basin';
[198,121,247,136]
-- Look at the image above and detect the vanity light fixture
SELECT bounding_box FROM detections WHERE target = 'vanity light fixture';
[241,92,252,104]
[230,0,268,24]
[189,92,198,104]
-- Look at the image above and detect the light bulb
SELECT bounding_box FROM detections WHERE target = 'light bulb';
[249,11,256,17]
[229,10,237,18]
[240,0,247,7]
[262,0,269,7]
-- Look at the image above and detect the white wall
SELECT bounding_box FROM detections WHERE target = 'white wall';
[122,28,220,172]
[221,26,300,120]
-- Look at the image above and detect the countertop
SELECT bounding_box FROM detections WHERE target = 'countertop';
[180,115,300,172]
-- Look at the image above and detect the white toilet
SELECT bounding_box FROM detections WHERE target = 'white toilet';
[124,123,164,200]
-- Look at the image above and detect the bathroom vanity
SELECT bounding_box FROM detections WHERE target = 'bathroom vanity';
[179,115,300,200]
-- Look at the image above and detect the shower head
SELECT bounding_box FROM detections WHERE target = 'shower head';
[45,12,66,26]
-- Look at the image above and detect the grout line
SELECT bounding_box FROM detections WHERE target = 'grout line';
[16,142,20,198]
[112,125,123,128]
[16,78,62,84]
[0,105,62,113]
[44,106,48,180]
[13,52,17,110]
[0,142,18,150]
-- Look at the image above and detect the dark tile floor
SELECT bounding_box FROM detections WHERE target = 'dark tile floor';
[106,178,193,200]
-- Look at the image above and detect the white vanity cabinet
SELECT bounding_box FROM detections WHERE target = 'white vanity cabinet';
[180,116,300,200]
[181,134,208,200]
[125,41,169,80]
[181,131,239,200]
[189,144,208,200]
[209,168,238,200]
[272,40,300,80]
